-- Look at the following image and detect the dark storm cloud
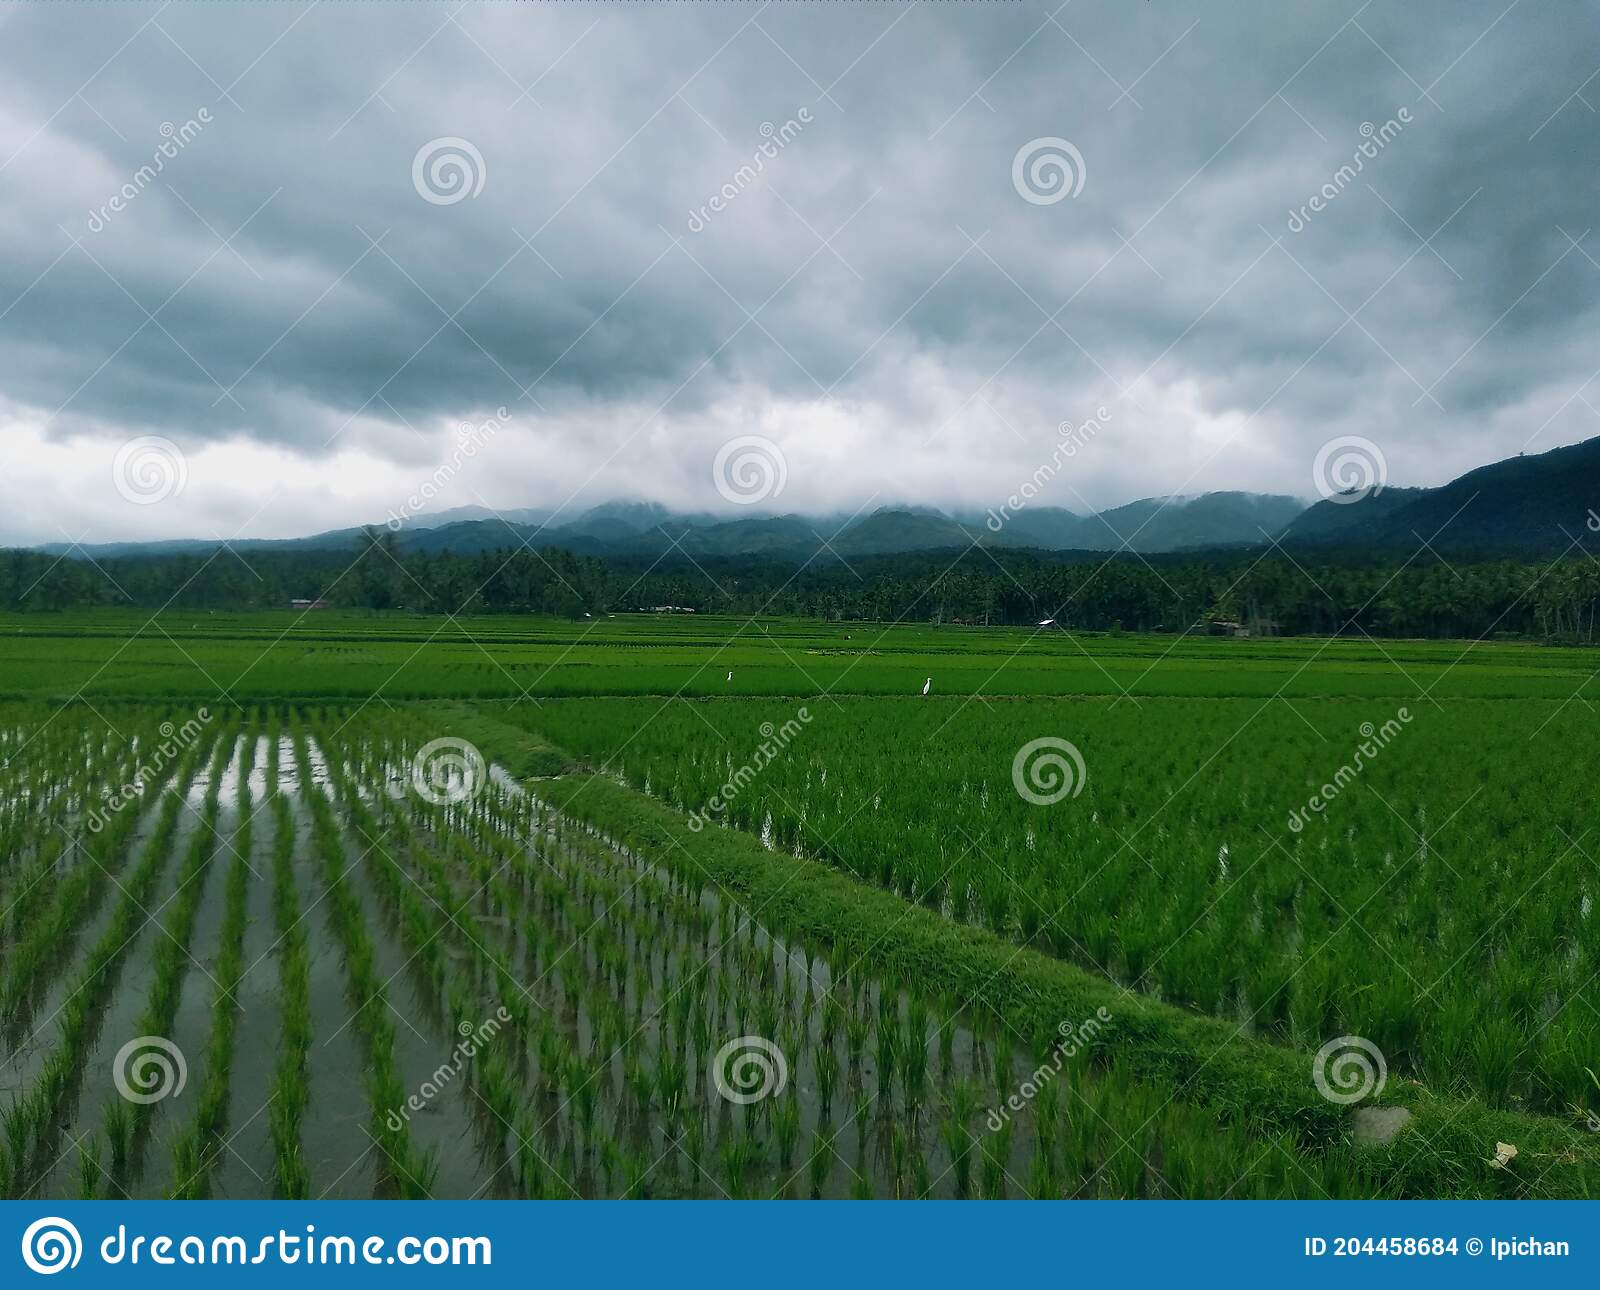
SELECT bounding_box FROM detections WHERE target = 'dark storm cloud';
[0,0,1597,540]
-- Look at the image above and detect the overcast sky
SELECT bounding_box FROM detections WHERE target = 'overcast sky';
[1,0,1597,545]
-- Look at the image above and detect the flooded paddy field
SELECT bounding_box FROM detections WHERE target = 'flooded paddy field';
[2,703,1361,1200]
[1,691,1595,1201]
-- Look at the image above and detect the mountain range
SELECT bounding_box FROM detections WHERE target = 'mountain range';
[30,435,1600,564]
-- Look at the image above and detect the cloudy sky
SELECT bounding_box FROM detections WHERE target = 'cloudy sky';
[1,0,1597,545]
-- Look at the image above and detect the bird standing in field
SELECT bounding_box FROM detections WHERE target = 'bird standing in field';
[726,671,733,682]
[922,677,932,696]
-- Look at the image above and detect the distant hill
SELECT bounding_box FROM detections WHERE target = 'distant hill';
[198,490,1311,564]
[25,490,1315,563]
[1278,487,1428,544]
[833,509,975,555]
[1076,492,1307,553]
[1282,437,1600,555]
[975,506,1086,549]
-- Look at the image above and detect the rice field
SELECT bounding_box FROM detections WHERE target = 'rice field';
[519,694,1600,1119]
[0,705,1376,1200]
[1,615,1597,1200]
[3,610,1600,702]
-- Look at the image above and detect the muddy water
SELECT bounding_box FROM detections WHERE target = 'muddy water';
[313,755,498,1199]
[452,774,1039,1199]
[279,737,379,1199]
[211,737,285,1198]
[141,740,252,1198]
[13,727,1092,1201]
[28,746,226,1199]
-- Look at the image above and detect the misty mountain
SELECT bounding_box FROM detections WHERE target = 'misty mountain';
[35,489,1314,563]
[32,435,1600,566]
[398,505,557,530]
[1277,487,1429,544]
[1071,492,1308,554]
[1282,437,1600,555]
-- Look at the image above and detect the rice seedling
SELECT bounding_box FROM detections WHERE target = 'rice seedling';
[806,1128,835,1198]
[520,690,1600,1116]
[167,733,260,1198]
[2,691,1594,1201]
[77,1141,101,1200]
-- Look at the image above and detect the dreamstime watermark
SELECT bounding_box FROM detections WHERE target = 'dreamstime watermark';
[686,109,813,233]
[385,408,509,530]
[687,708,811,831]
[20,1217,491,1272]
[711,1035,788,1105]
[85,110,213,234]
[410,737,487,806]
[1011,736,1087,806]
[20,1217,82,1276]
[1012,136,1086,205]
[412,137,486,205]
[113,436,189,506]
[113,1035,187,1105]
[1286,109,1412,233]
[385,1008,511,1133]
[711,434,788,506]
[1313,434,1387,504]
[87,709,213,834]
[1287,708,1411,833]
[986,406,1112,532]
[985,1008,1113,1132]
[1312,1034,1387,1105]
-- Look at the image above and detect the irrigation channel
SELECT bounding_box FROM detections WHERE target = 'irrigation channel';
[0,707,1366,1199]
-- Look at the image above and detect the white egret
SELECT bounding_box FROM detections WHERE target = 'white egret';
[921,677,931,696]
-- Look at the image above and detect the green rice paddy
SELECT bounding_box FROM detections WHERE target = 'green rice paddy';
[0,612,1595,1199]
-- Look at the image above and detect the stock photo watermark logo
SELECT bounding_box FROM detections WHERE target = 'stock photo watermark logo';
[21,1217,490,1273]
[1011,137,1086,205]
[1011,736,1087,806]
[1312,1035,1387,1105]
[85,109,213,234]
[386,407,509,531]
[686,109,813,233]
[985,1008,1113,1132]
[711,1035,788,1105]
[687,708,811,831]
[711,434,788,507]
[113,436,189,506]
[986,406,1112,533]
[410,737,487,806]
[86,709,212,834]
[386,1007,512,1134]
[1285,108,1412,234]
[20,1217,82,1276]
[412,137,487,206]
[1287,708,1411,833]
[1312,434,1387,505]
[113,1035,188,1105]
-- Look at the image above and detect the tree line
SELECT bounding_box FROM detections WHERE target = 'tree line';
[2,530,1597,641]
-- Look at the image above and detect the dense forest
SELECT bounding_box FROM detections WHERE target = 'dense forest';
[3,528,1598,641]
